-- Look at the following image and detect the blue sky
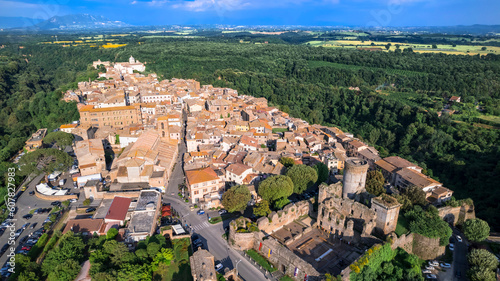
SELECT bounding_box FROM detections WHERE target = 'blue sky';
[1,0,499,27]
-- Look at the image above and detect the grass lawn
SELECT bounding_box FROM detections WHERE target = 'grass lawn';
[280,276,295,281]
[246,249,277,273]
[272,128,288,133]
[395,216,410,237]
[476,115,500,126]
[209,216,223,224]
[53,211,69,232]
[154,238,193,281]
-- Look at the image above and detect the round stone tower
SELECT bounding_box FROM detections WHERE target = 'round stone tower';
[342,157,369,199]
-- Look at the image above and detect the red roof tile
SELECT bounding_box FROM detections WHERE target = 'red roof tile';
[105,196,132,221]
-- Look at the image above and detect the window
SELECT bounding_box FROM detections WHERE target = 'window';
[203,189,207,193]
[194,190,199,195]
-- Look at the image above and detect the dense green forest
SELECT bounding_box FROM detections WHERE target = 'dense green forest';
[0,34,499,230]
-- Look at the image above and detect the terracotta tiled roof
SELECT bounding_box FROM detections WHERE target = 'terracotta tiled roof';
[185,167,219,185]
[105,196,132,221]
[226,163,252,176]
[63,219,104,234]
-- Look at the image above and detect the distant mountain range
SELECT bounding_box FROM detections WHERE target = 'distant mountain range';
[1,14,499,35]
[2,14,131,30]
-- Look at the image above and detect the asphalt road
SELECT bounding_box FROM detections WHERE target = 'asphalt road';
[164,196,268,281]
[162,109,268,281]
[452,231,468,281]
[0,173,53,269]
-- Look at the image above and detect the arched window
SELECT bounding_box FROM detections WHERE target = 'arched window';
[161,123,164,129]
[162,131,165,137]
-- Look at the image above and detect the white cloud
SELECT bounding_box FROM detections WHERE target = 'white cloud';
[133,0,340,12]
[0,0,66,19]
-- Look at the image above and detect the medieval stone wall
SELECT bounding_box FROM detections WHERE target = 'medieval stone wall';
[252,234,321,281]
[256,200,310,234]
[412,233,446,260]
[317,196,376,238]
[318,182,342,203]
[389,233,413,254]
[389,232,445,260]
[228,217,258,251]
[438,204,475,226]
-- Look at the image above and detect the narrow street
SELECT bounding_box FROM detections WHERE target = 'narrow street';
[162,108,267,281]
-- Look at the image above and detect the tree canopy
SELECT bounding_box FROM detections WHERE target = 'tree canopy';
[463,218,490,243]
[221,185,251,213]
[286,164,318,194]
[467,249,499,271]
[43,131,75,148]
[313,162,329,184]
[404,205,452,246]
[365,170,386,196]
[404,186,427,206]
[18,148,73,176]
[279,157,295,168]
[257,175,294,203]
[253,199,271,217]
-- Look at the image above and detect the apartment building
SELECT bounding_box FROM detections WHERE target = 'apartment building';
[79,104,142,128]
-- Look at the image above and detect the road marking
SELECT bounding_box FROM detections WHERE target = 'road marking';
[193,222,210,231]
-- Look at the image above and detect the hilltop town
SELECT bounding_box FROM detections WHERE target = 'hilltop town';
[6,57,486,281]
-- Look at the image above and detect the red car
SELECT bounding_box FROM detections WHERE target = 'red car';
[21,246,31,251]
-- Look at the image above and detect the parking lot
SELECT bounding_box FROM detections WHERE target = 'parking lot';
[0,174,54,276]
[0,166,83,278]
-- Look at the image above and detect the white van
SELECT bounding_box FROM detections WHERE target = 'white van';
[59,179,66,186]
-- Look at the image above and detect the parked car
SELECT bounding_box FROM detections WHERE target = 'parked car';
[69,199,77,203]
[29,191,35,196]
[449,243,455,251]
[0,244,9,255]
[197,210,205,215]
[22,223,30,229]
[85,207,96,213]
[429,260,439,267]
[20,236,29,244]
[456,235,463,243]
[21,246,31,251]
[51,201,61,206]
[29,223,37,230]
[14,228,23,238]
[22,214,33,220]
[422,270,432,274]
[426,274,437,279]
[425,265,434,270]
[215,262,223,272]
[218,209,227,215]
[20,186,27,192]
[440,263,451,268]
